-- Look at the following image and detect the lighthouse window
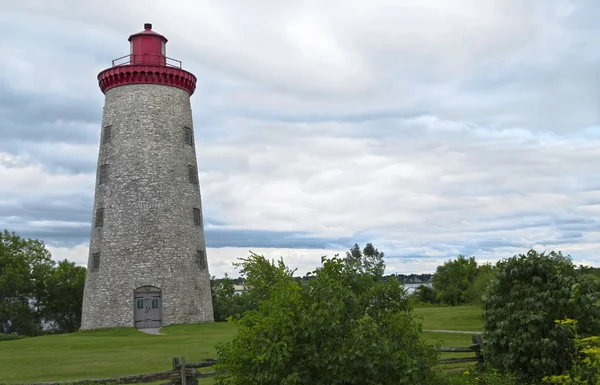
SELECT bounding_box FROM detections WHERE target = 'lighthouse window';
[92,253,100,270]
[184,127,193,145]
[99,164,109,184]
[103,125,112,144]
[193,208,202,226]
[196,249,206,270]
[188,165,198,184]
[96,208,104,227]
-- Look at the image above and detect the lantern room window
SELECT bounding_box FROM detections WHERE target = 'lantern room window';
[161,41,166,56]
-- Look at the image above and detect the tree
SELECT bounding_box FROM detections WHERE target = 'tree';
[0,230,55,336]
[344,242,385,278]
[43,260,86,333]
[431,255,478,305]
[232,252,296,313]
[0,230,88,335]
[466,263,496,304]
[413,284,437,304]
[483,250,600,383]
[211,274,253,322]
[214,252,440,385]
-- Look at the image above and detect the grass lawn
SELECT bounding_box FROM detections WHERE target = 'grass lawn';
[0,305,483,384]
[0,323,236,384]
[415,305,484,331]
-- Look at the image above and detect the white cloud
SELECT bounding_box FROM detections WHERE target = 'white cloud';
[47,244,90,266]
[1,1,600,273]
[0,152,94,195]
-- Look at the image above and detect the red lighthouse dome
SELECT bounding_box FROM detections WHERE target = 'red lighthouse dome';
[128,23,168,66]
[97,23,197,95]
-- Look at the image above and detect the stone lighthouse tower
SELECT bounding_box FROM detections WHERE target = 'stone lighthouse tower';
[81,23,214,330]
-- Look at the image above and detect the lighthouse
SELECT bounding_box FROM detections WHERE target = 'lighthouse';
[80,23,214,330]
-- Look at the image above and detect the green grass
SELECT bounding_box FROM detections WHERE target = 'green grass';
[0,305,483,384]
[0,323,236,384]
[415,305,484,331]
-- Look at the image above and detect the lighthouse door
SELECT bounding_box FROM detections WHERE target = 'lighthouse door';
[134,289,162,329]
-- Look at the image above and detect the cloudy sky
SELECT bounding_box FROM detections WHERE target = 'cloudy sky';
[1,0,600,277]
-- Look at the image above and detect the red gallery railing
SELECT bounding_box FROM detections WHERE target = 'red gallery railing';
[111,53,183,69]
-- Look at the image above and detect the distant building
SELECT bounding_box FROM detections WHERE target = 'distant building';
[233,285,248,295]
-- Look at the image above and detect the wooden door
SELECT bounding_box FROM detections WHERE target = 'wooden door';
[134,292,162,328]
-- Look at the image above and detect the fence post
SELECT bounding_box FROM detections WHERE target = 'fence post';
[472,334,485,366]
[180,357,187,385]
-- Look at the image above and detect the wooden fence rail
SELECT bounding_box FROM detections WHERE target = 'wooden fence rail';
[14,358,217,385]
[16,335,485,385]
[437,334,485,365]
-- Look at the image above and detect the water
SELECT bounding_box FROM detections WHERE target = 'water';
[404,282,432,294]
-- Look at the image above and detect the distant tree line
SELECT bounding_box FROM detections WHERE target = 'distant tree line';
[408,254,600,307]
[0,230,86,337]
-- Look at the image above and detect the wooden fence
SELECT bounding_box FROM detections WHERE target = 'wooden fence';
[16,336,485,384]
[438,334,485,365]
[15,358,217,385]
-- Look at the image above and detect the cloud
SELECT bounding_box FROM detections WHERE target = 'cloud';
[1,1,600,275]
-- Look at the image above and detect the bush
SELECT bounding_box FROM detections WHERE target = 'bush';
[214,255,440,385]
[543,319,600,384]
[0,332,25,341]
[459,368,519,385]
[483,250,600,383]
[211,253,297,322]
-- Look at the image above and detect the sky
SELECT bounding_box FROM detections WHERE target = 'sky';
[1,0,600,277]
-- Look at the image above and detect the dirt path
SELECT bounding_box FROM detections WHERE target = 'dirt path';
[423,329,482,334]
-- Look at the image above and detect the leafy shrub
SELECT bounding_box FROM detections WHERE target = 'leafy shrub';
[543,319,600,384]
[211,253,297,321]
[483,250,600,383]
[215,255,440,385]
[0,332,25,341]
[459,368,519,385]
[438,368,519,385]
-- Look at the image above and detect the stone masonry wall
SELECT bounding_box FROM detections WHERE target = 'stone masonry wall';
[81,84,214,330]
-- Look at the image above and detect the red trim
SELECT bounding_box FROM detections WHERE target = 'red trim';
[97,65,197,95]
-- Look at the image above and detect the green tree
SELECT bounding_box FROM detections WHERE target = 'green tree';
[0,230,54,336]
[344,242,385,278]
[483,250,600,383]
[211,274,239,322]
[431,255,478,305]
[232,252,296,313]
[43,260,86,333]
[413,284,437,304]
[214,253,440,385]
[466,263,496,305]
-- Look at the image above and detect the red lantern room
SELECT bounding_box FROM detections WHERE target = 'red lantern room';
[97,23,197,95]
[129,23,168,66]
